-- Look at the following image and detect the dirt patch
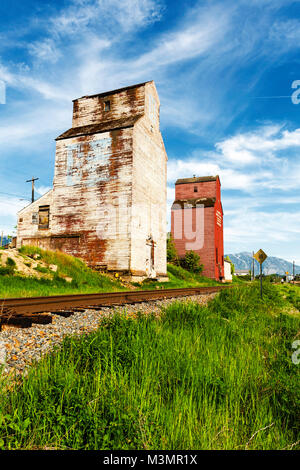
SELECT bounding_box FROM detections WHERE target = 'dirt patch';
[0,248,51,279]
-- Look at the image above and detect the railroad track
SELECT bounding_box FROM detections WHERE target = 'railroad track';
[0,285,230,329]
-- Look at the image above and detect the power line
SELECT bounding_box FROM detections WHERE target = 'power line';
[251,95,292,99]
[0,191,30,200]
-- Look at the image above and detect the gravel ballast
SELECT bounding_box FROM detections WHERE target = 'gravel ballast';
[0,293,216,377]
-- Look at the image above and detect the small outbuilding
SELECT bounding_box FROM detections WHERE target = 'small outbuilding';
[224,260,232,282]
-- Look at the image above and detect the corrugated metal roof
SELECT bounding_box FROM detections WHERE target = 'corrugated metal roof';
[175,176,219,185]
[172,197,216,207]
[56,115,143,141]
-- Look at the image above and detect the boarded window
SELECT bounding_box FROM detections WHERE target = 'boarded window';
[104,100,110,111]
[38,205,50,229]
[32,213,38,224]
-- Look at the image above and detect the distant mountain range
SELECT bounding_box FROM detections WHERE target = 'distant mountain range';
[225,252,300,276]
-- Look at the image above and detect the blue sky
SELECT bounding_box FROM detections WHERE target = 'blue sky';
[0,0,300,263]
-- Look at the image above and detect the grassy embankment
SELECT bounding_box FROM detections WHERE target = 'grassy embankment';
[134,263,223,289]
[0,246,125,298]
[0,246,224,298]
[0,282,299,450]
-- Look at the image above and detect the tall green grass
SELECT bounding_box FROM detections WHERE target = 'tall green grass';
[277,283,300,312]
[135,263,223,290]
[0,283,299,450]
[0,247,224,298]
[0,246,125,297]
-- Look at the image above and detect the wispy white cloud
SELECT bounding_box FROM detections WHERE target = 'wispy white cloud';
[223,207,300,257]
[216,125,300,166]
[2,0,300,132]
[134,5,230,69]
[35,185,52,196]
[49,0,164,37]
[0,196,25,236]
[28,38,62,64]
[0,104,70,148]
[167,124,300,194]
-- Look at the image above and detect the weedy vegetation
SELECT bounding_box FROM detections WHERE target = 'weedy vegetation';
[0,246,126,297]
[0,283,299,450]
[134,263,222,290]
[0,246,223,298]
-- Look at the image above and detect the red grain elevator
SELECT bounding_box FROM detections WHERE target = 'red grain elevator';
[171,175,224,280]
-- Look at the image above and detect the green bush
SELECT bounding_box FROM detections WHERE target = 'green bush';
[180,250,203,273]
[6,257,16,268]
[0,266,13,276]
[238,274,251,281]
[0,257,16,275]
[166,234,179,264]
[34,265,49,274]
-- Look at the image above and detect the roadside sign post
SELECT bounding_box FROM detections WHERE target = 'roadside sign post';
[253,249,268,299]
[293,261,295,284]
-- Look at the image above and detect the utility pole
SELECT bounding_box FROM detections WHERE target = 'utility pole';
[253,249,267,299]
[252,251,255,281]
[26,177,39,203]
[260,262,263,298]
[293,261,295,284]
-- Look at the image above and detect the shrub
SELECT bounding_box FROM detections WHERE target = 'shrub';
[180,250,203,273]
[6,257,16,268]
[0,257,17,275]
[0,267,13,276]
[34,265,49,274]
[166,234,179,264]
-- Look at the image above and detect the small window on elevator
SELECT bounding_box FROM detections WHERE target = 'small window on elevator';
[32,213,38,225]
[38,205,50,230]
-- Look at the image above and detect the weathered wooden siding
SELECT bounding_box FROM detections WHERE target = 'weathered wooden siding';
[52,128,133,269]
[17,81,168,280]
[17,190,53,249]
[72,84,146,128]
[131,82,167,278]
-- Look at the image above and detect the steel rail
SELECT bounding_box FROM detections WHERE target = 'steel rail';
[0,286,230,316]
